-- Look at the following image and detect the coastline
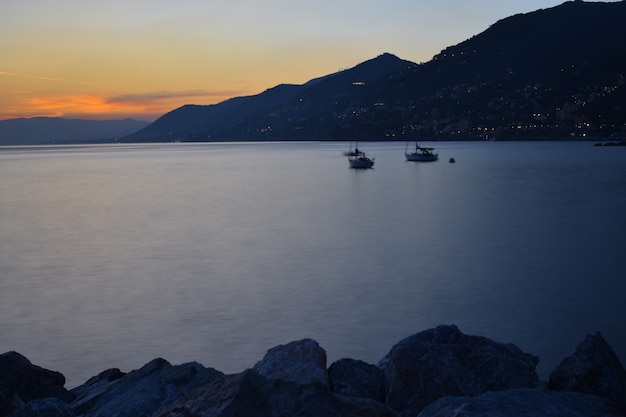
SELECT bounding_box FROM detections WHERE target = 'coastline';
[2,325,625,417]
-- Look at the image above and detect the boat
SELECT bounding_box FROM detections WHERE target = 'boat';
[345,142,374,168]
[348,153,375,169]
[405,142,438,162]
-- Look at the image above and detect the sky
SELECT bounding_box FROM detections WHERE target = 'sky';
[1,0,618,122]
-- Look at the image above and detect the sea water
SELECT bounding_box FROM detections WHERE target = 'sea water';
[1,141,625,388]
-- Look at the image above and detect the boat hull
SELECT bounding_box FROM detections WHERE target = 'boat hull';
[349,157,375,169]
[405,152,438,162]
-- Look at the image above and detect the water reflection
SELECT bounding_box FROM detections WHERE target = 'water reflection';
[0,141,624,387]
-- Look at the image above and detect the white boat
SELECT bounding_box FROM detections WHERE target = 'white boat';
[345,142,374,168]
[405,142,438,162]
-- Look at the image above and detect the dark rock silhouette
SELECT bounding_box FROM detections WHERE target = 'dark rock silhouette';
[70,358,223,417]
[252,338,328,386]
[328,358,385,403]
[1,325,624,417]
[549,332,626,415]
[378,324,540,415]
[0,352,72,416]
[418,388,617,417]
[152,368,397,417]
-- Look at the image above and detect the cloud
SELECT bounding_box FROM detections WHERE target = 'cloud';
[14,88,247,121]
[108,89,246,104]
[13,94,158,121]
[0,71,95,85]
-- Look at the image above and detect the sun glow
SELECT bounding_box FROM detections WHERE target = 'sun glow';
[3,0,602,122]
[1,94,168,121]
[0,89,247,121]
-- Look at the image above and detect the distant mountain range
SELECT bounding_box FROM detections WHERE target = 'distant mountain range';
[124,0,626,142]
[4,1,625,144]
[0,117,149,146]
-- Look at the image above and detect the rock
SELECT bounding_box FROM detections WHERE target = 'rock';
[417,388,618,417]
[549,332,626,415]
[79,368,125,387]
[70,358,223,417]
[253,338,328,386]
[154,369,313,417]
[0,352,73,417]
[68,368,124,406]
[153,368,398,417]
[377,325,539,415]
[329,358,385,402]
[7,398,75,417]
[4,326,626,417]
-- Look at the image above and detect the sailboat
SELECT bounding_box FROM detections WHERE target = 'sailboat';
[345,142,374,168]
[348,152,375,169]
[405,141,438,162]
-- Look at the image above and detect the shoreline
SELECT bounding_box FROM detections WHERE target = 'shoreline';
[2,325,625,417]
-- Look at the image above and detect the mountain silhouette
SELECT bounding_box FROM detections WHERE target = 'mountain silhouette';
[124,1,626,142]
[0,118,149,145]
[127,53,415,142]
[334,0,626,140]
[6,1,623,144]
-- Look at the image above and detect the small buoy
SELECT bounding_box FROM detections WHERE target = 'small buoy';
[449,157,456,163]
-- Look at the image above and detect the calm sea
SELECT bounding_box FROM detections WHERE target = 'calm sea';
[1,141,625,388]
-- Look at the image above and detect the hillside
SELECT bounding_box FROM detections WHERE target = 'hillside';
[126,1,626,142]
[345,0,626,140]
[126,53,416,142]
[0,118,150,145]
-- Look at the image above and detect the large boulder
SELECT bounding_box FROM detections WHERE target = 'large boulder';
[153,370,277,417]
[70,358,223,417]
[328,358,385,402]
[155,339,398,417]
[549,332,626,415]
[68,368,125,408]
[153,368,398,417]
[0,352,73,417]
[417,388,618,417]
[378,325,539,415]
[253,338,328,386]
[6,328,626,417]
[7,398,75,417]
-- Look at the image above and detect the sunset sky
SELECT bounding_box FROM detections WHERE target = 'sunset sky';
[1,0,616,122]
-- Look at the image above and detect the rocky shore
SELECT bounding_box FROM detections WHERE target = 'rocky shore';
[1,324,625,417]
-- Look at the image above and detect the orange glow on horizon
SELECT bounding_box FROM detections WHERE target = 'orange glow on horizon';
[0,90,250,122]
[1,66,261,121]
[3,1,602,123]
[27,94,173,121]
